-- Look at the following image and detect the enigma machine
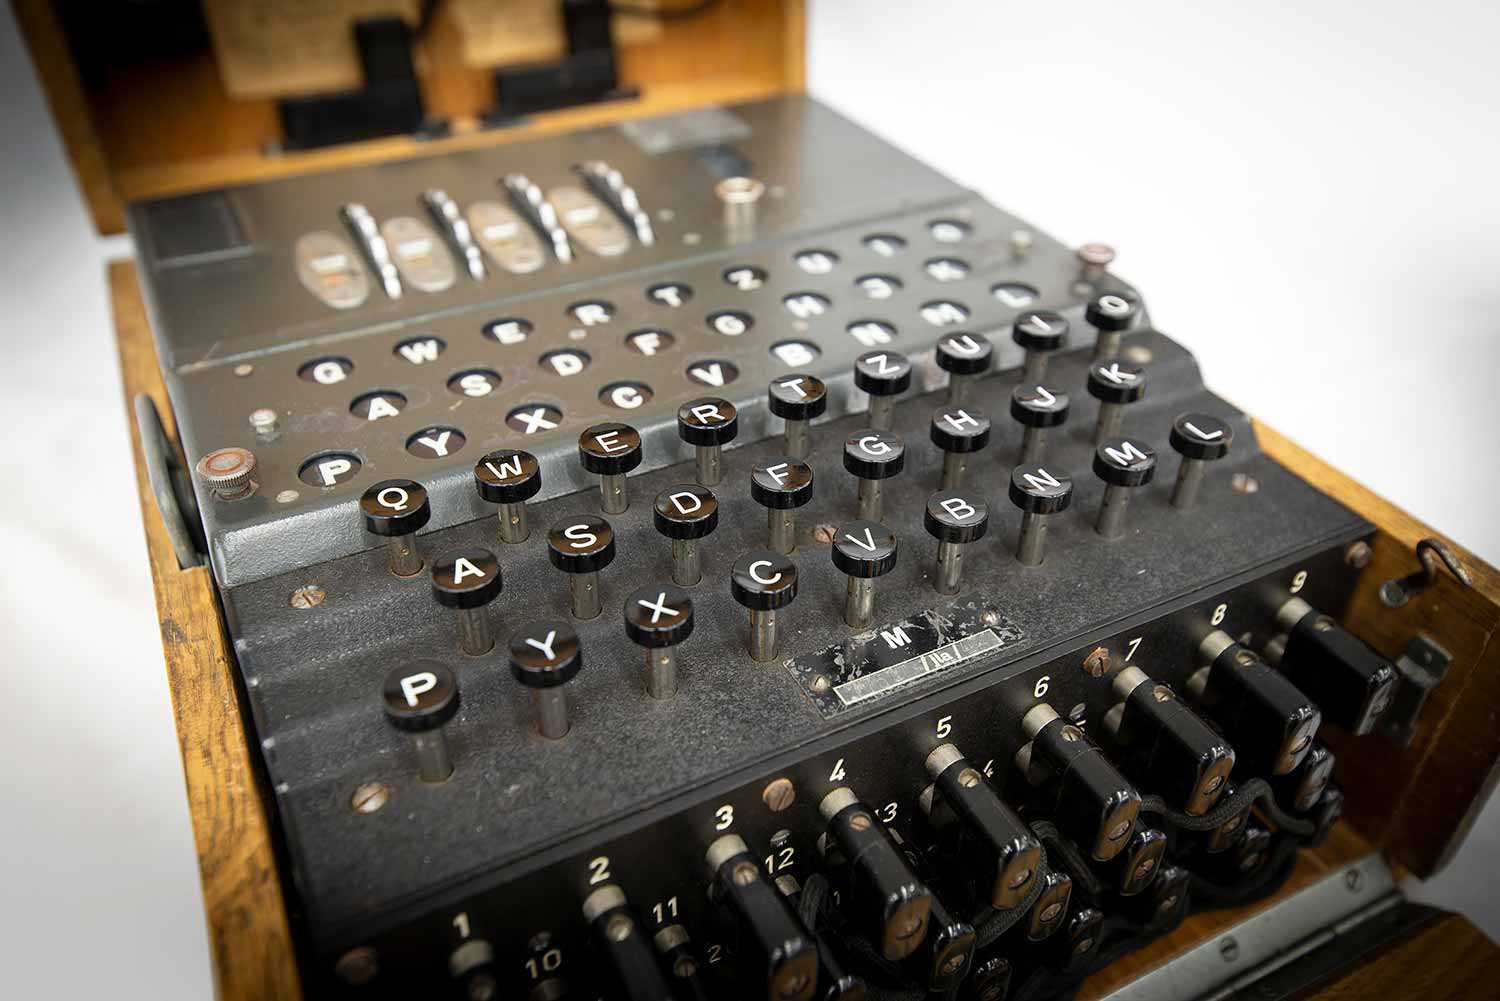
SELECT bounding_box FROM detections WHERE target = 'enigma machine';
[22,1,1500,999]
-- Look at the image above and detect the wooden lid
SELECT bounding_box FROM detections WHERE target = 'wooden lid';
[16,0,805,233]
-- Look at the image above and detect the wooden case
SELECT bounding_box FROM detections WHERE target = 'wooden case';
[25,1,1500,996]
[15,0,805,233]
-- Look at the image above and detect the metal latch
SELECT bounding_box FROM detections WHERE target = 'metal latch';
[1380,634,1453,746]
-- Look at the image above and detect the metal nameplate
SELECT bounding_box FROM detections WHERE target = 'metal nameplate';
[786,600,1024,717]
[834,629,1005,707]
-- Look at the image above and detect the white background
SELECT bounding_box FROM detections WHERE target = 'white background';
[1,2,1496,997]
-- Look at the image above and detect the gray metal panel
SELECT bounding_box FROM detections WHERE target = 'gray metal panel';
[131,97,1097,586]
[223,331,1370,938]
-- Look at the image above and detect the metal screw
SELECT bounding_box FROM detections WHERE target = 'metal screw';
[1219,937,1239,962]
[1122,345,1154,365]
[1077,242,1117,267]
[1068,702,1088,721]
[812,523,837,545]
[249,408,278,434]
[1231,473,1260,494]
[981,609,1001,627]
[763,777,797,812]
[290,584,326,609]
[1345,868,1364,892]
[334,946,379,985]
[466,973,499,1001]
[276,489,299,504]
[1082,647,1110,677]
[351,782,390,815]
[1010,229,1034,257]
[1345,541,1373,569]
[849,812,873,832]
[605,914,633,942]
[233,363,254,377]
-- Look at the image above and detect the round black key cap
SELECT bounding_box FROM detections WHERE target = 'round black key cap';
[936,331,992,405]
[844,430,905,522]
[768,374,827,459]
[508,620,582,739]
[731,551,799,661]
[361,478,431,576]
[925,490,989,594]
[832,520,898,629]
[930,406,991,489]
[678,397,738,486]
[854,350,912,429]
[1009,464,1074,566]
[431,547,503,656]
[625,584,694,699]
[1093,439,1157,539]
[579,422,642,514]
[547,516,616,619]
[1169,413,1234,510]
[1085,291,1141,361]
[654,485,719,585]
[1088,361,1147,444]
[383,661,460,781]
[474,449,541,544]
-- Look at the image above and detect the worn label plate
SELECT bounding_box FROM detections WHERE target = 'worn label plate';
[785,600,1023,717]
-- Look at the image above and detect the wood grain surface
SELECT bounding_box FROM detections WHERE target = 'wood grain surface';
[16,0,806,233]
[1256,420,1500,878]
[111,260,303,1001]
[1298,911,1500,999]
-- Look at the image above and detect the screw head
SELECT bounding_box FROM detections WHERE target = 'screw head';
[289,584,326,609]
[1077,242,1116,267]
[1231,472,1260,494]
[1345,541,1373,569]
[1082,647,1110,677]
[1219,937,1239,962]
[335,946,379,985]
[762,777,797,812]
[715,176,765,205]
[350,781,390,814]
[249,408,278,433]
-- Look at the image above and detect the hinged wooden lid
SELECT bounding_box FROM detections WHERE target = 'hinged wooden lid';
[16,0,805,234]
